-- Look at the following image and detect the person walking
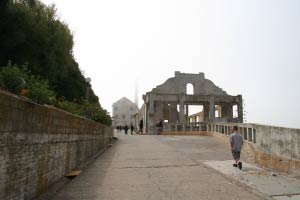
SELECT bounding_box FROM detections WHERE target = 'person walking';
[139,119,143,134]
[130,123,134,135]
[230,125,244,170]
[156,119,163,135]
[124,124,128,135]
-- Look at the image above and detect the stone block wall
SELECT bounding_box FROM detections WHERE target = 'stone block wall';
[0,90,113,200]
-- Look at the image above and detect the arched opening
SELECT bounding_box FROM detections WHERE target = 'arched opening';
[186,83,194,95]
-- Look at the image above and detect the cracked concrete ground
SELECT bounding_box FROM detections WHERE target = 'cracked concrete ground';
[51,133,271,200]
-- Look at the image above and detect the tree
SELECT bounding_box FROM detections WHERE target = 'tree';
[0,0,111,124]
[0,0,88,101]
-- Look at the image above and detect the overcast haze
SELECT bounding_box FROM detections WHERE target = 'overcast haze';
[41,0,300,128]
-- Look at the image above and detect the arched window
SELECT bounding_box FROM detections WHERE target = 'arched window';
[186,83,194,95]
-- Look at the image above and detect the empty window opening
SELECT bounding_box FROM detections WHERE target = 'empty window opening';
[186,83,194,95]
[215,105,222,118]
[232,105,238,118]
[187,105,204,123]
[248,128,253,141]
[244,128,247,140]
[188,105,203,115]
[184,105,188,115]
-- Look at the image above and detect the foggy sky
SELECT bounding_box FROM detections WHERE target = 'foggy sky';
[41,0,300,128]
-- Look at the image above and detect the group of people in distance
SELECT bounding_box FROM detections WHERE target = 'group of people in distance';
[116,124,134,135]
[116,119,144,135]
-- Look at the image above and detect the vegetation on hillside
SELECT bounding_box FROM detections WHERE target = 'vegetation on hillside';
[0,0,111,125]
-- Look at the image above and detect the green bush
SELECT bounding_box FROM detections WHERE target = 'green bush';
[58,101,82,115]
[0,62,55,104]
[92,109,112,126]
[57,100,112,125]
[26,76,55,104]
[80,101,112,125]
[0,62,27,93]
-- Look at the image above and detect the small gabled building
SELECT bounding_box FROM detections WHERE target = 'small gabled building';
[112,97,139,127]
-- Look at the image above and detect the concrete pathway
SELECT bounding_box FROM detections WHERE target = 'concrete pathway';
[205,160,300,200]
[51,133,299,200]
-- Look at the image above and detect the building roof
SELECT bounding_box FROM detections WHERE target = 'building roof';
[112,97,138,108]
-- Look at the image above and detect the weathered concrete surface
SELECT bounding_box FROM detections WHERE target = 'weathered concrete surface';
[205,160,300,199]
[51,133,271,200]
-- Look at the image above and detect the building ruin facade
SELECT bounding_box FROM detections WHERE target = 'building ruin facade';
[142,71,243,134]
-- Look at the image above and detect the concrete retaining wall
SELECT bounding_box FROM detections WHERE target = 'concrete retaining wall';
[0,90,113,200]
[206,122,300,175]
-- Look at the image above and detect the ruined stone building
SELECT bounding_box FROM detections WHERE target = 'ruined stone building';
[142,71,243,134]
[112,97,139,127]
